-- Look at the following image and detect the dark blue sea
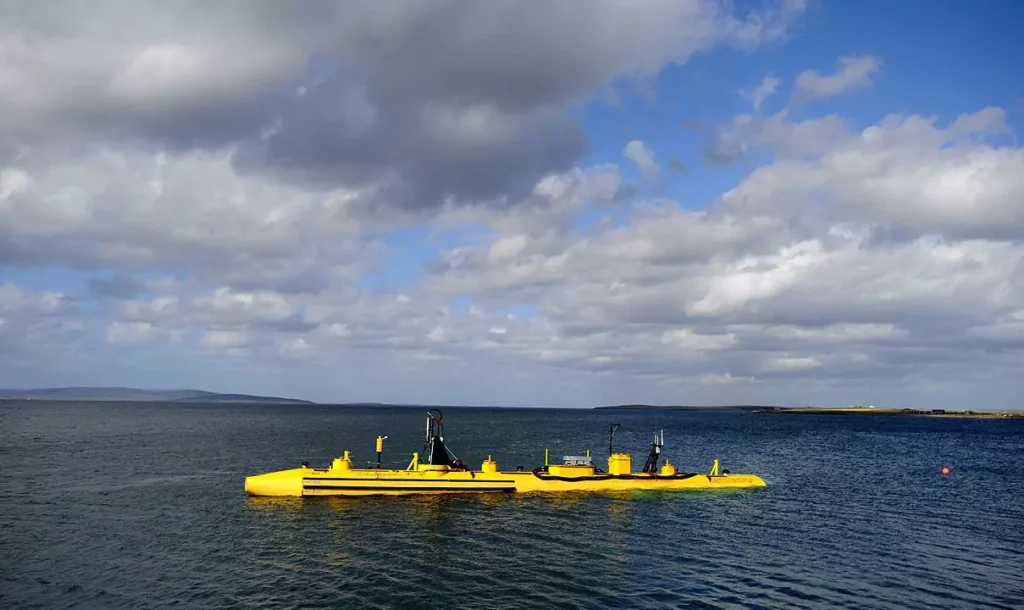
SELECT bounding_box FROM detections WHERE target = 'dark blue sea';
[1,402,1022,609]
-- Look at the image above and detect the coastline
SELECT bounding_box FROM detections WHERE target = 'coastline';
[595,404,1023,419]
[756,407,1023,419]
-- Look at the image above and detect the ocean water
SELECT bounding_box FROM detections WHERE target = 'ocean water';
[1,402,1022,609]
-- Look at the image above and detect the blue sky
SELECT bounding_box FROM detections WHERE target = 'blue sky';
[1,1,1022,408]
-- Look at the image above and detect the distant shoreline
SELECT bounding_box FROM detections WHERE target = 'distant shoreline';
[3,392,1020,417]
[596,404,1024,419]
[0,387,313,405]
[595,404,775,412]
[755,407,1023,419]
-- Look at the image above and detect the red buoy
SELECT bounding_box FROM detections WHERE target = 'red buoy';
[941,466,950,476]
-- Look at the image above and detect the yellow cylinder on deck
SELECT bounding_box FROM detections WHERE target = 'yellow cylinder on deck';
[608,452,632,475]
[482,455,498,473]
[660,460,677,476]
[332,450,353,471]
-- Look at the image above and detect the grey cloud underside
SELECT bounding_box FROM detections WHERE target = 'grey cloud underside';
[2,0,802,210]
[87,274,146,300]
[235,91,588,209]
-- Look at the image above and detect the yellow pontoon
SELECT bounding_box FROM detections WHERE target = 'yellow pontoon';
[244,409,767,497]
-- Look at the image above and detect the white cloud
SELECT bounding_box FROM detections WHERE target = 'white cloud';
[795,55,881,99]
[704,111,848,164]
[624,140,659,179]
[948,107,1010,138]
[662,329,737,351]
[200,329,250,350]
[721,108,1024,240]
[0,148,376,292]
[488,235,530,263]
[0,168,32,202]
[104,321,180,346]
[279,336,312,358]
[743,74,782,111]
[320,323,351,339]
[761,355,824,372]
[685,240,823,316]
[193,288,293,323]
[700,373,756,385]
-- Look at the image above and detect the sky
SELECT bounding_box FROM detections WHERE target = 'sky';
[1,0,1023,409]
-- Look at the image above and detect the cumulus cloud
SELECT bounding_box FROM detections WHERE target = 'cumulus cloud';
[105,321,181,346]
[0,148,377,292]
[624,140,659,179]
[795,55,882,99]
[720,108,1024,240]
[703,111,848,164]
[413,105,1024,402]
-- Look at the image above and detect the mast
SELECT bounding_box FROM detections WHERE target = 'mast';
[422,408,462,467]
[641,429,664,473]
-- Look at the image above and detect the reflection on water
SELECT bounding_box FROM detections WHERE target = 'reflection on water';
[244,495,308,513]
[3,402,1023,609]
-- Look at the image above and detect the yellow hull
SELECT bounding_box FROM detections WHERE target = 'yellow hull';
[244,466,767,497]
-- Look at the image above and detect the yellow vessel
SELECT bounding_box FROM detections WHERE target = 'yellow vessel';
[244,409,767,497]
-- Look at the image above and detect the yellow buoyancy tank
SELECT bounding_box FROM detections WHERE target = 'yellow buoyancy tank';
[608,452,632,475]
[332,450,353,471]
[481,455,499,473]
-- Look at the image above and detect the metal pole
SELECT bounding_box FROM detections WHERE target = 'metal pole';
[609,423,620,457]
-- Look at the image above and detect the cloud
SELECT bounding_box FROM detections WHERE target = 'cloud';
[662,329,737,351]
[0,282,80,364]
[795,55,882,99]
[0,148,377,292]
[1,0,805,211]
[700,373,756,385]
[720,108,1024,240]
[624,140,659,179]
[408,105,1023,402]
[4,104,1021,407]
[88,274,146,300]
[703,111,848,165]
[742,74,782,111]
[105,321,180,346]
[761,355,824,372]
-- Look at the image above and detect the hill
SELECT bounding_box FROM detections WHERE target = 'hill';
[0,386,313,404]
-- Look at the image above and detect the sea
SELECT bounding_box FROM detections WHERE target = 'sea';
[1,401,1022,609]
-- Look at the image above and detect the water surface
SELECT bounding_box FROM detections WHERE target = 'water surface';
[2,402,1022,609]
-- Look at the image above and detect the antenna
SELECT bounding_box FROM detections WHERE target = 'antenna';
[608,423,621,457]
[642,429,665,473]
